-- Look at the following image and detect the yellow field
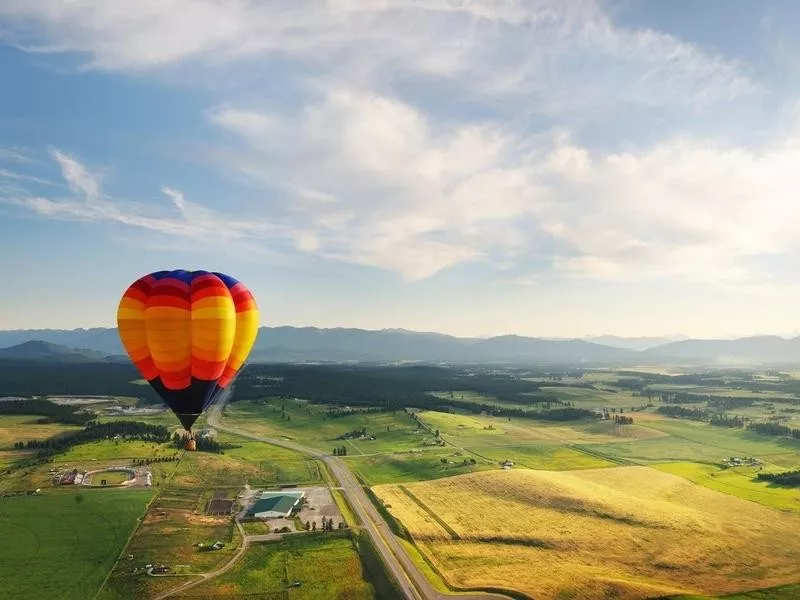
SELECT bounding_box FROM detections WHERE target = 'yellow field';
[0,415,81,449]
[374,467,800,600]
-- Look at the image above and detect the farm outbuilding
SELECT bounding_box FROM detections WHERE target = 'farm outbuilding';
[247,492,304,519]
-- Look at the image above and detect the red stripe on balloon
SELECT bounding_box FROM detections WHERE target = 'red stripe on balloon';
[192,357,226,380]
[148,295,191,310]
[135,356,159,381]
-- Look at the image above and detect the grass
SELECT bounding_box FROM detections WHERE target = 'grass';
[99,490,242,599]
[88,470,135,486]
[223,399,425,454]
[0,489,153,600]
[539,385,639,408]
[330,487,358,526]
[171,436,321,489]
[374,467,800,600]
[641,418,800,456]
[468,444,616,470]
[0,415,82,449]
[170,533,377,599]
[653,462,800,512]
[58,440,178,462]
[346,449,494,485]
[418,409,666,449]
[661,583,800,599]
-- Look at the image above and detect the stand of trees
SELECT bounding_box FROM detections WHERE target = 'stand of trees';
[333,446,348,456]
[757,469,800,486]
[657,406,709,421]
[0,398,95,425]
[16,420,170,452]
[747,422,800,439]
[0,360,161,402]
[233,364,569,412]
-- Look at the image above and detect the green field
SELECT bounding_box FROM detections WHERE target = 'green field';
[172,533,378,599]
[664,583,800,599]
[641,419,800,457]
[57,439,178,462]
[171,433,322,488]
[0,489,152,600]
[416,409,661,447]
[468,444,616,470]
[0,415,82,449]
[654,462,800,512]
[346,449,494,485]
[87,470,135,486]
[223,399,426,454]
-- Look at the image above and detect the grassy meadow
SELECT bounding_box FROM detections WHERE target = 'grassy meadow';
[374,467,800,600]
[0,489,153,600]
[171,534,378,599]
[0,414,82,448]
[223,398,428,454]
[653,462,800,512]
[4,364,800,600]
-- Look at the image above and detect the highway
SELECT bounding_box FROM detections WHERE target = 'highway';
[207,403,514,600]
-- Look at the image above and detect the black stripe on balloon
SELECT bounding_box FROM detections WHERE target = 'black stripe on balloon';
[147,377,220,431]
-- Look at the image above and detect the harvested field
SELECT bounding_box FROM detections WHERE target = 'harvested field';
[374,467,800,600]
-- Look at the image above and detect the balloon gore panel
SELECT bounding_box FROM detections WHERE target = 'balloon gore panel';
[117,270,259,431]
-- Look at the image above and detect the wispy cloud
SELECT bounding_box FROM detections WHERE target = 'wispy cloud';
[2,148,286,250]
[0,0,756,114]
[0,147,33,163]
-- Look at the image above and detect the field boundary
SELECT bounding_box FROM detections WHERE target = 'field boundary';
[569,443,639,465]
[91,451,186,600]
[398,485,461,540]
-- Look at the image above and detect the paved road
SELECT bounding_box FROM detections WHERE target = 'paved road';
[207,404,514,600]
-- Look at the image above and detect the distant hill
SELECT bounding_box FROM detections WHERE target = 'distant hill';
[3,327,800,365]
[584,335,687,351]
[0,328,123,354]
[0,326,632,365]
[643,335,800,365]
[0,340,112,362]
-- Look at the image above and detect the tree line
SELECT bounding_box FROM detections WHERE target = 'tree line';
[15,420,170,453]
[747,422,800,439]
[0,398,95,425]
[756,469,800,486]
[0,360,161,402]
[232,364,567,412]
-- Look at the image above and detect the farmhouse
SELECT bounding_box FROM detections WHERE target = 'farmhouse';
[247,493,304,519]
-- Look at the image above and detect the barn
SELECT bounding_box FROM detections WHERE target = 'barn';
[247,491,305,519]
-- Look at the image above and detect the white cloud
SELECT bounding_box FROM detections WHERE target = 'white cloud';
[2,0,792,288]
[206,89,800,285]
[209,89,542,279]
[0,0,755,112]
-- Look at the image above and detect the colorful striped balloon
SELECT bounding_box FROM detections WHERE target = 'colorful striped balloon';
[117,270,259,432]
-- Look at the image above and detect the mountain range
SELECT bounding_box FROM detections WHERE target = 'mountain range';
[1,327,800,366]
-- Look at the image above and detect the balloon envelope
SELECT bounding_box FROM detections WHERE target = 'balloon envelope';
[117,270,259,431]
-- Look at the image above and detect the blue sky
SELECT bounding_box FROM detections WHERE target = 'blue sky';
[2,0,800,338]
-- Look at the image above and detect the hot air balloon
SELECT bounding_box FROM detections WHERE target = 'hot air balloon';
[117,270,259,450]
